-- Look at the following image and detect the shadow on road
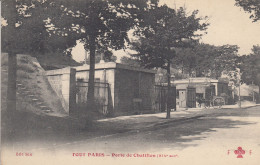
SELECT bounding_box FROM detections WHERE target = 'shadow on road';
[1,107,259,152]
[84,114,256,152]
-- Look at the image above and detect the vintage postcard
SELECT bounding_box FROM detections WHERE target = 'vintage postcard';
[1,0,260,165]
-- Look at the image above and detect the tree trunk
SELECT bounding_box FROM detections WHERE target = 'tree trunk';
[6,52,17,145]
[258,84,260,104]
[166,61,171,119]
[188,67,192,77]
[7,52,17,114]
[87,35,96,108]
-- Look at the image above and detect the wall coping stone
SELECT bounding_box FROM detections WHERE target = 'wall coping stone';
[173,77,229,85]
[73,62,157,74]
[46,67,75,75]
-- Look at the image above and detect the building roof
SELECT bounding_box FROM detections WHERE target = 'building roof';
[173,77,229,85]
[74,62,157,74]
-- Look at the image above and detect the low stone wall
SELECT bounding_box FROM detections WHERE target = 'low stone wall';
[45,67,76,114]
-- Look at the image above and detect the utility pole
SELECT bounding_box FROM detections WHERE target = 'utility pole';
[238,82,241,108]
[252,82,255,102]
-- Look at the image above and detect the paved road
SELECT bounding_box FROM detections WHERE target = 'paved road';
[2,106,260,165]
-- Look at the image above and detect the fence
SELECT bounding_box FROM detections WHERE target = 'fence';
[76,82,176,115]
[76,80,110,115]
[153,85,176,112]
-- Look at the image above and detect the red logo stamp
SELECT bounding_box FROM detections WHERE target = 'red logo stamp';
[227,147,252,158]
[234,147,245,158]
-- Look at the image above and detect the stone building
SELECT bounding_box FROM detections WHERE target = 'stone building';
[46,62,157,116]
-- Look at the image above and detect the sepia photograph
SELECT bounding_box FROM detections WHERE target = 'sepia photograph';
[1,0,260,164]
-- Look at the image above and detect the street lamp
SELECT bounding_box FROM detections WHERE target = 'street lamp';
[238,69,241,108]
[170,74,176,111]
[157,73,164,112]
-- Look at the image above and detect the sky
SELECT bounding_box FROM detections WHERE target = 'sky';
[71,0,260,62]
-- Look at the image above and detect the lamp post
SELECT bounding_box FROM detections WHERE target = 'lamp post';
[158,73,163,112]
[238,81,241,108]
[238,69,241,108]
[252,82,255,103]
[170,74,176,111]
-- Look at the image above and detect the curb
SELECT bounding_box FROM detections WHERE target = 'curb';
[221,104,259,109]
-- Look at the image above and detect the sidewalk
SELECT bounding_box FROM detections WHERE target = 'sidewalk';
[221,101,259,109]
[95,102,259,133]
[95,110,199,135]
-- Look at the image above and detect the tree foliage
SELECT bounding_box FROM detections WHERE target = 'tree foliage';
[1,0,78,116]
[235,0,260,22]
[172,44,239,79]
[239,45,260,102]
[120,56,141,67]
[1,0,77,55]
[173,44,217,77]
[84,49,117,64]
[50,0,159,54]
[131,6,208,69]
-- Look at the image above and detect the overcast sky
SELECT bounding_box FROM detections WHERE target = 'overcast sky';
[72,0,260,62]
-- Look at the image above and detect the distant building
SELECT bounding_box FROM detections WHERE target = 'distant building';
[238,84,259,102]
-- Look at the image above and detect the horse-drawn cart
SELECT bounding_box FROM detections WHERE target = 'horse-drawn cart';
[198,96,225,109]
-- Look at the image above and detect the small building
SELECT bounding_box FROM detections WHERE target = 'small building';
[75,62,157,115]
[46,61,157,116]
[173,77,232,108]
[238,83,259,102]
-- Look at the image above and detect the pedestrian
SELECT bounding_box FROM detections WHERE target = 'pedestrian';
[197,97,202,108]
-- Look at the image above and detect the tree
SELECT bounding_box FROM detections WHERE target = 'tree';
[1,0,58,144]
[172,44,239,80]
[84,49,117,64]
[239,45,260,103]
[1,0,77,113]
[51,0,158,108]
[213,45,239,79]
[131,6,208,118]
[1,0,76,54]
[235,0,260,22]
[1,0,47,114]
[120,56,141,67]
[173,43,218,77]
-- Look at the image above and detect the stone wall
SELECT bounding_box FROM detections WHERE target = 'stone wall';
[45,67,76,114]
[114,68,155,115]
[47,74,62,98]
